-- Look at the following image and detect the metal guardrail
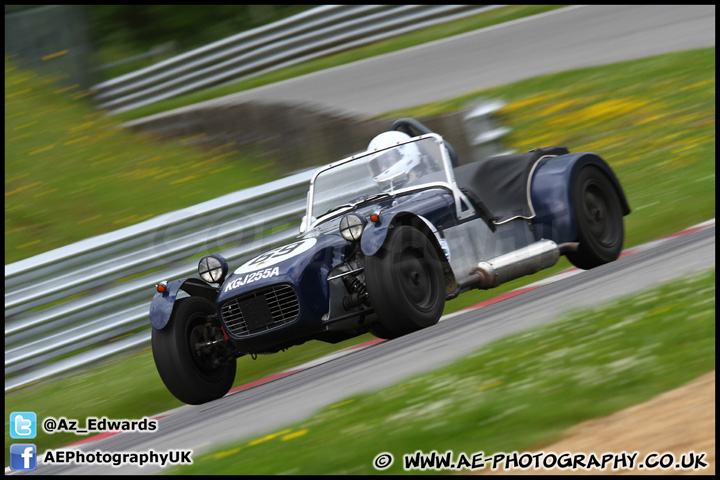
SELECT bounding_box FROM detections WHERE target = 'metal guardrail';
[5,170,315,392]
[93,4,501,113]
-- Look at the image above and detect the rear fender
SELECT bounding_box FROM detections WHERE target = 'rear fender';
[530,152,630,244]
[149,277,218,329]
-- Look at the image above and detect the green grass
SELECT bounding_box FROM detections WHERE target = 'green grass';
[112,5,567,122]
[4,48,715,466]
[168,269,715,474]
[4,58,279,264]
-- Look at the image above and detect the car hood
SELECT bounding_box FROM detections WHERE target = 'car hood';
[216,231,352,308]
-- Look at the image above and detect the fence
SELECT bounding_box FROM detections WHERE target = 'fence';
[4,98,511,392]
[92,5,500,113]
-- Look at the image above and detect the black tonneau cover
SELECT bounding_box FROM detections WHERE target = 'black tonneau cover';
[454,146,569,224]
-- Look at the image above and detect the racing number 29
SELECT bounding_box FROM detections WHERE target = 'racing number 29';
[248,241,305,266]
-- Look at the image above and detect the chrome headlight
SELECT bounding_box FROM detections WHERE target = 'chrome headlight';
[198,254,229,284]
[339,214,366,242]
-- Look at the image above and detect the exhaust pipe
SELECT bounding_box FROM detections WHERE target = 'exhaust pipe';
[470,239,576,289]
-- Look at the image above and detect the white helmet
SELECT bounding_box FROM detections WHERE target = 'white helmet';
[367,131,422,180]
[368,130,414,151]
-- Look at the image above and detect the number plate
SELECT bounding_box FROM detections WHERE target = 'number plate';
[239,295,273,332]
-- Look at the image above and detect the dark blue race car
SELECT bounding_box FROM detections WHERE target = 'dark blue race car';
[149,118,630,405]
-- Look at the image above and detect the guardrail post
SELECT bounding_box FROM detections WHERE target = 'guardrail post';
[462,99,514,162]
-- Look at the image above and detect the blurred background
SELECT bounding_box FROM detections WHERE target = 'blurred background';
[4,4,715,474]
[5,5,315,87]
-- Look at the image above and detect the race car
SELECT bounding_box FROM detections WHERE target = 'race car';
[149,118,630,405]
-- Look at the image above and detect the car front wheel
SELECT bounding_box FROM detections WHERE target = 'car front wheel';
[365,225,445,338]
[152,296,236,405]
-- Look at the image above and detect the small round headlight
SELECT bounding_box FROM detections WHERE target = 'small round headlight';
[339,214,366,242]
[198,254,229,284]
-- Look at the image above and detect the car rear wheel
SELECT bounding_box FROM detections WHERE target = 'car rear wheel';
[152,296,236,405]
[566,166,624,270]
[365,225,445,337]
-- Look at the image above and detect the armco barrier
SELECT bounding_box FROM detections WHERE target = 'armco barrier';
[4,170,313,391]
[93,5,501,113]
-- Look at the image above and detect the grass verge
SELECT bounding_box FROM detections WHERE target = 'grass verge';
[4,58,277,264]
[167,268,715,474]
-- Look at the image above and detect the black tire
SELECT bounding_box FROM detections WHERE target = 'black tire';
[152,296,236,405]
[566,166,625,270]
[369,322,401,340]
[365,225,445,337]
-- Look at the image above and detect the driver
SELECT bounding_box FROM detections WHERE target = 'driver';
[367,131,423,187]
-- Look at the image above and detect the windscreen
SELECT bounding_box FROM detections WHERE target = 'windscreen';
[309,136,451,223]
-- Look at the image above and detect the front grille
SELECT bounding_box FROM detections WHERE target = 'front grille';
[220,284,300,337]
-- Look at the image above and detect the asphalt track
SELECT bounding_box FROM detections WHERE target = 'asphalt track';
[20,221,715,475]
[12,5,716,475]
[132,4,716,120]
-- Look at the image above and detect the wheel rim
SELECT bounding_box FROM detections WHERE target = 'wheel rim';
[185,313,223,379]
[582,181,617,248]
[397,246,438,312]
